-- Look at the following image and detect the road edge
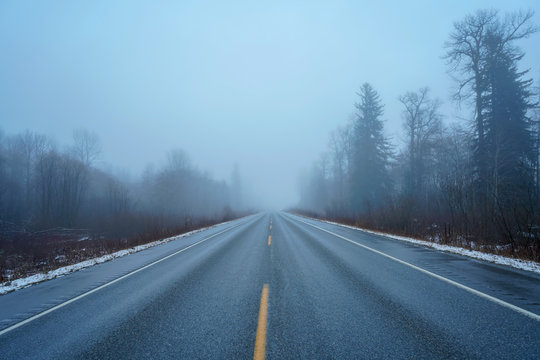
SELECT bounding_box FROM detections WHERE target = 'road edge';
[0,214,256,295]
[285,212,540,275]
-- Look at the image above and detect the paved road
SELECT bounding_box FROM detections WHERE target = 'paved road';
[0,212,539,359]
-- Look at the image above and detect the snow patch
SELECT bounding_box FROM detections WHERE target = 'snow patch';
[0,220,234,295]
[316,219,540,274]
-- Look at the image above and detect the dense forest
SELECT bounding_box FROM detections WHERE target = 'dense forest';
[0,128,246,280]
[297,9,540,261]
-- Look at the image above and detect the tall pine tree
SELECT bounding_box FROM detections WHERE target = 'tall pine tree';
[484,29,536,199]
[349,83,392,215]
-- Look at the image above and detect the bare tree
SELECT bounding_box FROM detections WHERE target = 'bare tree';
[399,87,443,202]
[167,149,191,172]
[71,129,100,166]
[35,150,60,227]
[16,131,51,214]
[327,122,353,217]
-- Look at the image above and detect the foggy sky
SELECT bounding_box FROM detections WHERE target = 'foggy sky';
[1,0,539,209]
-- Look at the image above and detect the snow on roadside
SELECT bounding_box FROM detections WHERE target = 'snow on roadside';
[0,220,234,295]
[314,218,540,274]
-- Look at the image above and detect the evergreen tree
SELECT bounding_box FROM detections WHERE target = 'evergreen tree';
[445,9,537,238]
[444,9,536,199]
[349,83,391,215]
[484,30,536,196]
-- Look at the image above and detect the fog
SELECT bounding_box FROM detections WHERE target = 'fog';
[1,0,539,210]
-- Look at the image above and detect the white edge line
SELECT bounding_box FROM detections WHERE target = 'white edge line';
[0,219,249,336]
[287,214,540,322]
[302,215,540,275]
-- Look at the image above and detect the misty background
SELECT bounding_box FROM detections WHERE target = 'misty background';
[1,0,540,209]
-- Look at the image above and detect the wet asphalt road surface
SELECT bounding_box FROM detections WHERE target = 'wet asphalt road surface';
[0,212,539,359]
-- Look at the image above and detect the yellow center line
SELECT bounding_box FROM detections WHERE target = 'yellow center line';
[267,235,271,246]
[253,284,269,360]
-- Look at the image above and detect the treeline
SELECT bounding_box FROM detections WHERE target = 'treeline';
[0,129,244,238]
[298,9,540,260]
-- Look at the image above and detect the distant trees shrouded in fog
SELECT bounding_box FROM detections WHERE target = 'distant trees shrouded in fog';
[298,9,540,260]
[0,129,245,236]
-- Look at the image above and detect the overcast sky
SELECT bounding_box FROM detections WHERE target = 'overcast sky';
[1,0,539,209]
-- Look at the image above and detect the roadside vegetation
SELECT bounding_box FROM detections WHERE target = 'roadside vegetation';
[297,9,540,262]
[0,129,250,283]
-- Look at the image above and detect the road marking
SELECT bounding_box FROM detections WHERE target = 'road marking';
[269,225,272,229]
[290,215,540,322]
[0,220,248,336]
[267,235,271,246]
[253,284,269,360]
